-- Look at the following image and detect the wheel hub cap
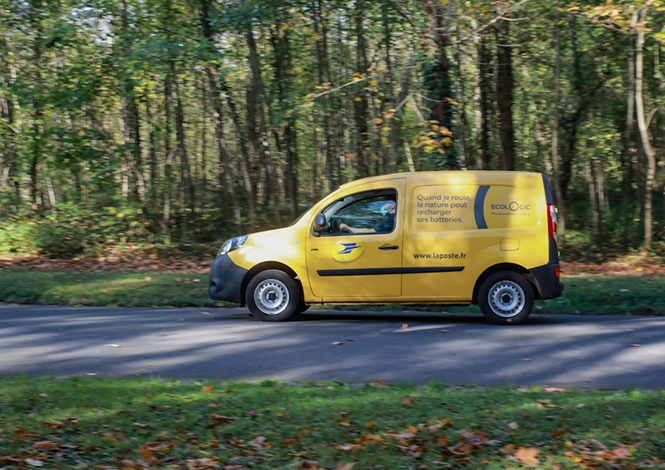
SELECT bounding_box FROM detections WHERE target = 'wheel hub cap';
[489,281,525,318]
[255,280,289,315]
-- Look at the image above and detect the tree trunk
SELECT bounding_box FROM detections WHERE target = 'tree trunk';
[353,0,370,178]
[550,7,566,234]
[199,0,242,229]
[171,62,195,231]
[422,0,456,169]
[495,18,515,171]
[0,31,19,198]
[29,0,45,207]
[270,16,298,217]
[312,0,333,195]
[473,23,492,170]
[246,23,273,222]
[622,12,638,250]
[634,8,656,251]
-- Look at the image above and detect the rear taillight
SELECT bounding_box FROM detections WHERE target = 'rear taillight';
[554,265,560,279]
[547,204,558,244]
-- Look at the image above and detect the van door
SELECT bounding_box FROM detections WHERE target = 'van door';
[401,182,479,301]
[306,181,405,300]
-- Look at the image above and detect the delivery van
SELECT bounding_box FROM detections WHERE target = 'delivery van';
[209,171,563,325]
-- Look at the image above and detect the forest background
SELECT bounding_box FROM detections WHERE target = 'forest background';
[1,0,664,262]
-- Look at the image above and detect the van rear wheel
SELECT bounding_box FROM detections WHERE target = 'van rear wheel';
[478,272,534,325]
[246,269,302,322]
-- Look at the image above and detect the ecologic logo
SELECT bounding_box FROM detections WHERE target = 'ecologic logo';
[490,201,531,211]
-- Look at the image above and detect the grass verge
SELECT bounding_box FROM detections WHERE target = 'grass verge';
[0,376,663,469]
[0,268,664,316]
[0,269,224,308]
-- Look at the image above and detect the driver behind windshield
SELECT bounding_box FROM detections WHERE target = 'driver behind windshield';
[339,199,396,234]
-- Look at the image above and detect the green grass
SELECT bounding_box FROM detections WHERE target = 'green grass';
[0,377,662,469]
[0,269,225,308]
[1,268,664,316]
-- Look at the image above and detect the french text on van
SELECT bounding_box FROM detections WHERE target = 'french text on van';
[413,252,467,260]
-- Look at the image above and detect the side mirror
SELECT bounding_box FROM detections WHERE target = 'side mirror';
[312,213,326,237]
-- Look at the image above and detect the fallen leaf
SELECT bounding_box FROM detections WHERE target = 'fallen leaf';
[25,458,45,467]
[440,329,449,333]
[400,324,409,330]
[335,444,358,451]
[590,438,608,450]
[144,276,152,280]
[544,387,566,393]
[370,378,388,387]
[335,462,355,470]
[612,446,631,458]
[551,428,568,438]
[32,441,58,450]
[140,446,158,464]
[249,436,268,448]
[201,385,214,393]
[42,422,64,429]
[507,422,519,430]
[514,446,540,466]
[211,414,231,423]
[401,397,416,405]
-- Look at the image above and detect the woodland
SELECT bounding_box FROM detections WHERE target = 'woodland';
[0,0,664,259]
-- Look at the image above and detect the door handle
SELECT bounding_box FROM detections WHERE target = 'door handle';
[378,245,399,250]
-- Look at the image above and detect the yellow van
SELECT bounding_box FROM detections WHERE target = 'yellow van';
[209,171,563,325]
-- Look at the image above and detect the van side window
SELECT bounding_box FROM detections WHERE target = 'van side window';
[322,189,397,236]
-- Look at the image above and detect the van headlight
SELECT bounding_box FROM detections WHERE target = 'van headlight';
[218,235,248,256]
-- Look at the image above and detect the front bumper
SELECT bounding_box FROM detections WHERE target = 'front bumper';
[208,254,248,303]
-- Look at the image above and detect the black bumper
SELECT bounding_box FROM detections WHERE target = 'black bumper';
[530,262,564,300]
[208,254,248,303]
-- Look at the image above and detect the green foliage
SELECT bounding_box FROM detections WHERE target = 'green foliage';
[0,204,154,258]
[0,0,664,255]
[0,217,34,256]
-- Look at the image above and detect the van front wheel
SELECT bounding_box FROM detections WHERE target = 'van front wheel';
[246,269,301,322]
[478,272,534,325]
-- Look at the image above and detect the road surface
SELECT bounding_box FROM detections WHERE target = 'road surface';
[1,305,663,388]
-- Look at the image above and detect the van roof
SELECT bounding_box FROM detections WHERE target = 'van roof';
[338,170,542,189]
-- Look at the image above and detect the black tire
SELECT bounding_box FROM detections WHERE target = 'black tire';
[299,304,311,313]
[477,271,534,325]
[246,270,302,322]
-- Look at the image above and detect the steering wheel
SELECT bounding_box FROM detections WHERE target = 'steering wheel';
[329,217,353,234]
[329,217,341,234]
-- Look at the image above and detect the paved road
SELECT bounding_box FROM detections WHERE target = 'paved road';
[1,305,664,388]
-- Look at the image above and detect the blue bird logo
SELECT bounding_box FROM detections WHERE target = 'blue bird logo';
[338,243,360,255]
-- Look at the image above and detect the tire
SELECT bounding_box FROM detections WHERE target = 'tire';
[478,271,534,325]
[246,270,302,322]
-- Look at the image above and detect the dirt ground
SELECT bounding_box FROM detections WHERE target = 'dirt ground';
[1,255,663,277]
